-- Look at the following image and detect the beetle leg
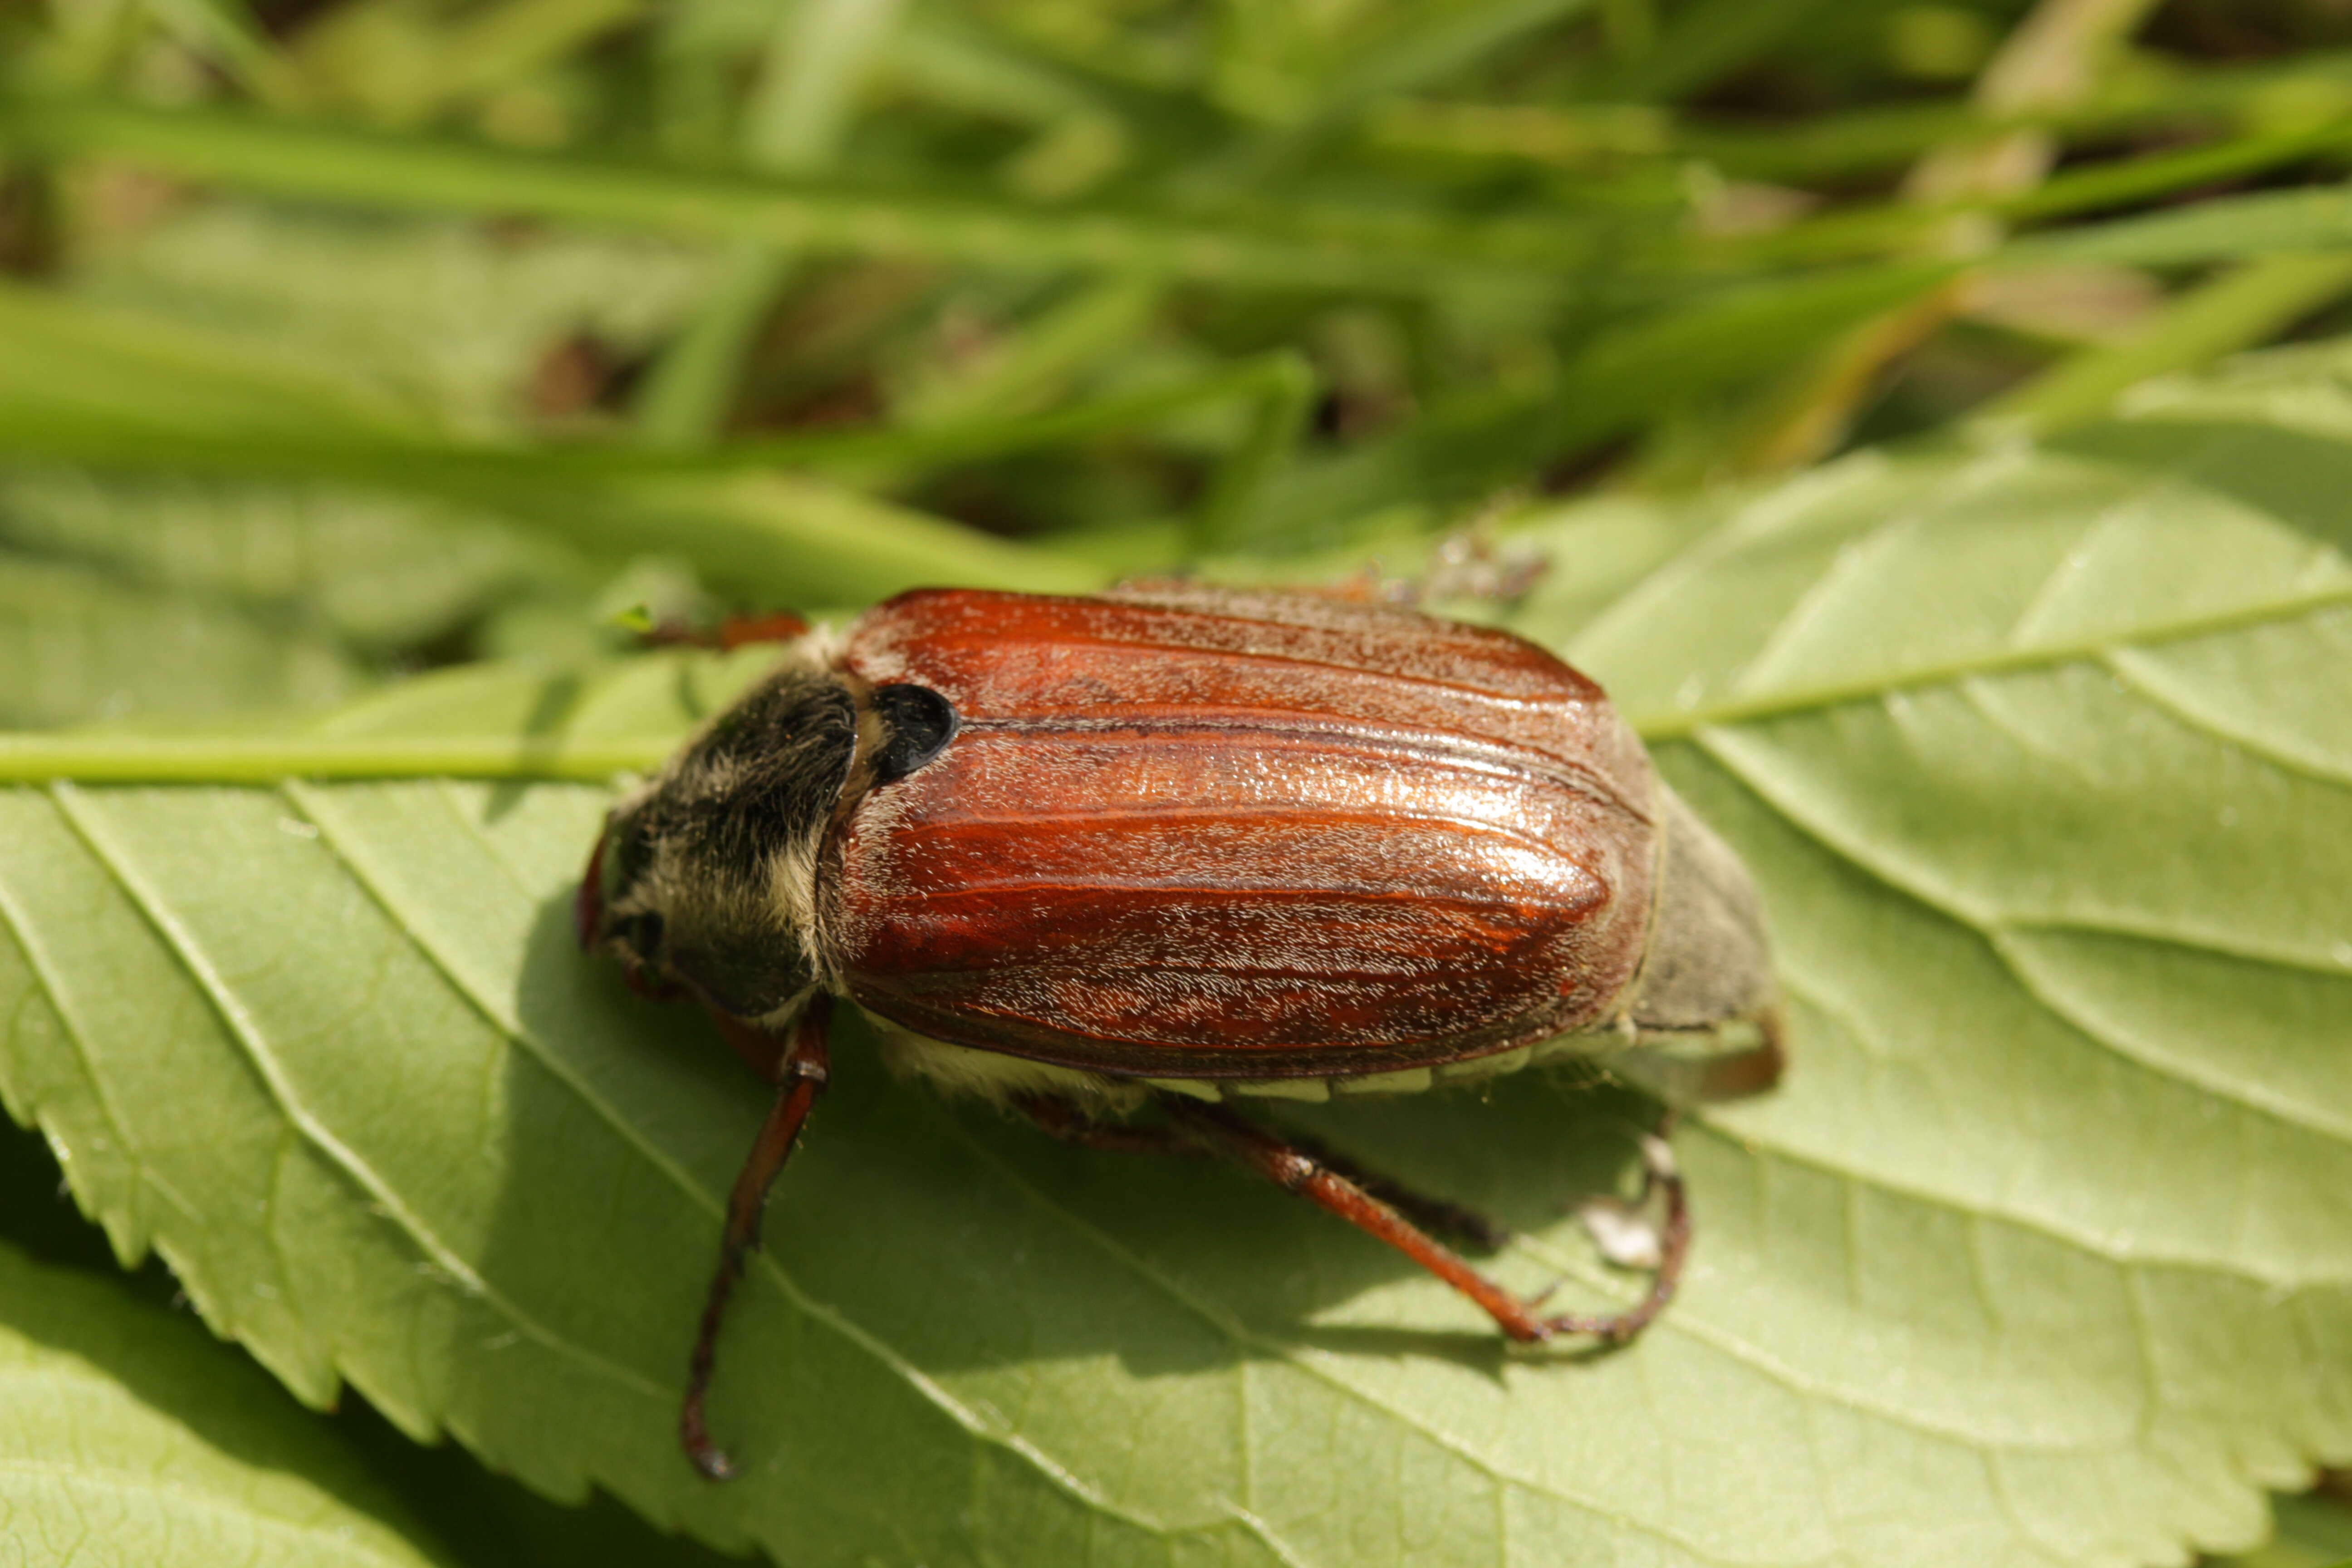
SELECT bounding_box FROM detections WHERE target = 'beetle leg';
[1160,1097,1686,1347]
[1612,1010,1788,1107]
[1541,1120,1689,1341]
[1014,1094,1202,1156]
[1015,1097,1506,1248]
[681,994,833,1482]
[642,611,811,651]
[710,1010,793,1083]
[1247,1122,1512,1252]
[714,611,812,649]
[1707,1010,1789,1100]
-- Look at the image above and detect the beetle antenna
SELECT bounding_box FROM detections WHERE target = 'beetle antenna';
[681,995,834,1481]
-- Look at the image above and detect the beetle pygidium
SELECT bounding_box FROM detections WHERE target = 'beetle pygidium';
[578,583,1782,1478]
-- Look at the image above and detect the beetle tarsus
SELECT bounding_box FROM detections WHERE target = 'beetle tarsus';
[1161,1095,1684,1348]
[681,996,834,1481]
[1534,1124,1688,1343]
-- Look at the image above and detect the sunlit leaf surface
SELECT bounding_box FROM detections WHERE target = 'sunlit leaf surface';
[1,342,2345,1564]
[0,1236,450,1567]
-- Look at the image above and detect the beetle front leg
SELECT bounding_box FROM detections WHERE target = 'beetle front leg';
[1160,1096,1687,1347]
[681,994,834,1481]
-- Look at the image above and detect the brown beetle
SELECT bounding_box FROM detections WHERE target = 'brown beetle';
[579,583,1781,1479]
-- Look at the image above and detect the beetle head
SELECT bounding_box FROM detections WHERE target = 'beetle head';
[580,662,863,1020]
[578,659,961,1023]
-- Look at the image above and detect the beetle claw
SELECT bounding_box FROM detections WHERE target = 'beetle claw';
[682,1413,737,1482]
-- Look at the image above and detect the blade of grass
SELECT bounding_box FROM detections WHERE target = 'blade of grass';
[1725,0,2162,475]
[893,277,1161,428]
[0,730,662,784]
[1727,120,2352,270]
[634,0,905,448]
[1575,0,1840,104]
[431,0,650,103]
[1998,120,2352,224]
[2014,180,2352,267]
[141,0,297,102]
[1978,252,2352,435]
[881,15,1119,127]
[1244,257,1960,544]
[632,249,799,446]
[1905,0,2164,210]
[1188,350,1316,553]
[0,282,1363,485]
[1374,49,2352,181]
[0,409,1099,600]
[0,283,1101,600]
[1198,0,1598,186]
[0,93,1603,303]
[271,0,646,127]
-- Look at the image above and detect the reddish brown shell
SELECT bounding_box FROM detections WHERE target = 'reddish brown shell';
[825,585,1659,1079]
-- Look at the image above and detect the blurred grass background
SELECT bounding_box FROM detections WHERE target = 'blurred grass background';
[4,0,2352,1560]
[12,0,2352,715]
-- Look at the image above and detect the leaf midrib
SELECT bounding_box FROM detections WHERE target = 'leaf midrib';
[1,574,2346,786]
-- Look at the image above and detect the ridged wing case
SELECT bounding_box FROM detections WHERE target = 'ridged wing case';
[827,586,1659,1079]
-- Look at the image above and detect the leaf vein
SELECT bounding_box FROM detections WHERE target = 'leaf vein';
[0,1460,416,1565]
[931,1101,1851,1560]
[1717,1110,2345,1293]
[2105,644,2352,790]
[46,782,673,1406]
[279,782,1190,1539]
[1984,930,2352,1145]
[1691,732,2352,1150]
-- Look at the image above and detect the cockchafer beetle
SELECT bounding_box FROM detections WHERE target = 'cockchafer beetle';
[578,582,1783,1479]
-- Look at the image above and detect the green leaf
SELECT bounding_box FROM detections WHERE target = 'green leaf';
[0,470,568,652]
[0,642,774,781]
[2,338,2349,1565]
[0,549,368,727]
[0,1235,451,1568]
[2209,1490,2352,1568]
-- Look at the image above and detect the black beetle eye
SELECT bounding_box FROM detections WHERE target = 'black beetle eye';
[870,683,959,783]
